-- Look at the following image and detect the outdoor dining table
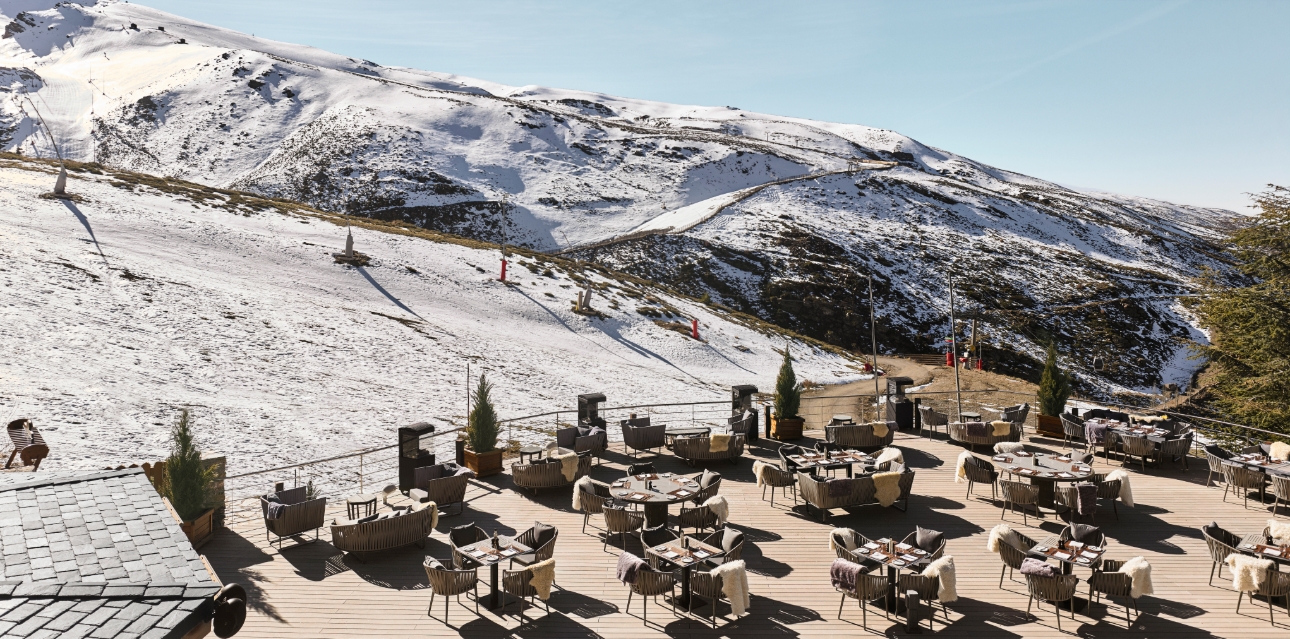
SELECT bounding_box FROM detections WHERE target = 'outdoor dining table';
[1107,422,1174,444]
[1027,534,1108,611]
[850,537,932,613]
[1228,453,1290,478]
[610,473,701,528]
[787,450,874,477]
[995,452,1095,510]
[645,535,725,607]
[458,536,533,609]
[1238,533,1290,566]
[664,426,710,449]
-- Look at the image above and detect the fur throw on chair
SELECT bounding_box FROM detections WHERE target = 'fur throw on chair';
[1105,469,1135,507]
[990,420,1013,437]
[955,450,975,483]
[705,495,730,524]
[1118,556,1154,599]
[987,523,1022,554]
[528,558,556,600]
[829,528,858,553]
[1271,441,1290,462]
[572,476,594,511]
[1226,554,1274,592]
[875,447,903,466]
[753,461,772,488]
[871,421,890,438]
[419,501,439,531]
[873,471,903,507]
[994,442,1026,454]
[921,556,958,603]
[1268,519,1290,546]
[553,450,579,482]
[709,433,732,453]
[714,560,751,616]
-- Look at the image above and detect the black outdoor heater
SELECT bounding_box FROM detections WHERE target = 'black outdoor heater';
[398,421,436,492]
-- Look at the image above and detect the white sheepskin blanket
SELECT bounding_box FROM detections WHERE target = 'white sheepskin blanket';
[528,558,555,600]
[1105,469,1135,507]
[1269,519,1290,546]
[1118,556,1154,599]
[709,433,732,453]
[1226,553,1274,592]
[871,421,889,438]
[994,442,1026,454]
[875,447,903,466]
[1272,441,1290,462]
[921,555,958,603]
[873,471,902,507]
[829,527,858,553]
[990,420,1012,437]
[705,495,730,524]
[752,460,772,488]
[954,450,974,484]
[987,523,1022,554]
[572,476,594,511]
[714,560,751,616]
[1132,415,1168,424]
[553,450,579,482]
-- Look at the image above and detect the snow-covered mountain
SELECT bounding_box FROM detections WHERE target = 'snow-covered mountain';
[2,0,1237,392]
[0,155,866,471]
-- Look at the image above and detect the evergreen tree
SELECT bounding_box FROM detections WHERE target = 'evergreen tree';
[164,409,213,522]
[1037,342,1071,417]
[774,345,802,419]
[1193,185,1290,433]
[467,373,499,453]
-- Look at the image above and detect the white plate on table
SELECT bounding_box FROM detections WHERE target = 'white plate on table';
[1263,547,1283,556]
[1053,551,1072,560]
[1076,557,1090,564]
[679,557,694,564]
[1081,551,1099,559]
[501,549,517,557]
[863,542,880,550]
[663,551,679,559]
[694,550,711,559]
[895,543,912,551]
[469,550,487,558]
[1033,546,1051,553]
[901,554,919,562]
[892,560,906,567]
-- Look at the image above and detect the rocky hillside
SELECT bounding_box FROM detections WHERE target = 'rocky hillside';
[1,0,1238,393]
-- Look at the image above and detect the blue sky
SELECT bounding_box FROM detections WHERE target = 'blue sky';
[143,0,1289,211]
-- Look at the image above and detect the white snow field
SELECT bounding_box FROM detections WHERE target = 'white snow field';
[0,158,865,473]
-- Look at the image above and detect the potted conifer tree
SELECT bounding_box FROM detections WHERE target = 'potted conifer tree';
[463,373,503,477]
[771,346,805,440]
[1036,342,1071,437]
[164,409,216,547]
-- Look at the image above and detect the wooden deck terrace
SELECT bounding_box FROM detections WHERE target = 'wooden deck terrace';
[205,429,1286,638]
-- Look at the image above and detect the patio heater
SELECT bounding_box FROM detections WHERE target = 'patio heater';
[884,376,916,432]
[398,422,436,492]
[731,385,758,442]
[578,393,607,428]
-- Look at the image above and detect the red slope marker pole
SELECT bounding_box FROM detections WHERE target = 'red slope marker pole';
[500,259,507,281]
[691,319,699,340]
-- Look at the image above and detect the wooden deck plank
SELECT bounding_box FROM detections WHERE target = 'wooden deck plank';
[205,430,1286,638]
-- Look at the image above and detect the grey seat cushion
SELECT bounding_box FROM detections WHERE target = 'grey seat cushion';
[449,524,481,547]
[700,470,721,489]
[720,528,744,552]
[532,522,556,549]
[1068,523,1103,545]
[915,526,944,553]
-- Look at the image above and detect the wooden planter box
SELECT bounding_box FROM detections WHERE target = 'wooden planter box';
[1036,415,1063,438]
[771,416,804,441]
[180,508,215,549]
[464,448,503,478]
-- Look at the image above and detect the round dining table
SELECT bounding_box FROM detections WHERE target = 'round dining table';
[995,452,1095,510]
[610,473,701,528]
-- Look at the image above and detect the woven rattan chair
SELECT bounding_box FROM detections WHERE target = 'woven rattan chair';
[899,530,946,561]
[1000,480,1041,525]
[512,455,593,494]
[897,573,949,630]
[778,444,808,473]
[826,422,896,452]
[576,480,614,534]
[689,567,735,627]
[675,435,744,465]
[639,526,680,569]
[1088,558,1140,627]
[997,530,1038,588]
[1026,574,1080,632]
[331,502,437,561]
[1205,446,1232,487]
[1273,475,1290,518]
[511,524,558,571]
[1061,414,1087,450]
[1222,462,1267,508]
[1237,565,1290,626]
[758,464,797,506]
[603,505,645,552]
[963,456,999,502]
[700,528,745,566]
[1100,430,1121,463]
[623,422,667,458]
[687,472,723,506]
[625,567,677,625]
[261,486,327,549]
[1201,523,1242,586]
[409,470,470,515]
[424,558,479,624]
[1119,435,1156,472]
[449,525,488,570]
[677,503,719,536]
[838,571,891,629]
[1060,523,1107,549]
[1155,432,1193,471]
[1090,473,1123,521]
[501,566,550,617]
[831,528,873,563]
[918,406,949,438]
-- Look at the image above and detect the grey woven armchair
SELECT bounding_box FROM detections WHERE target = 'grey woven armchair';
[331,502,437,561]
[674,434,744,465]
[1205,446,1232,487]
[623,422,667,458]
[511,523,558,572]
[1237,564,1290,626]
[689,567,736,627]
[1000,480,1040,525]
[1092,473,1123,521]
[838,571,891,629]
[1100,430,1122,463]
[423,558,479,624]
[700,528,745,567]
[899,530,946,561]
[1119,435,1156,472]
[826,422,896,453]
[1273,475,1290,517]
[501,567,550,617]
[577,480,615,534]
[449,525,488,570]
[831,528,877,563]
[261,486,327,549]
[511,455,593,494]
[897,573,949,631]
[1088,559,1139,628]
[918,406,949,438]
[996,530,1038,588]
[687,472,723,506]
[603,506,645,552]
[1154,432,1193,471]
[625,567,677,626]
[677,503,719,536]
[1025,574,1080,632]
[757,464,797,506]
[409,469,470,516]
[1201,523,1242,586]
[962,456,999,502]
[639,526,681,570]
[1061,414,1087,450]
[1222,462,1267,508]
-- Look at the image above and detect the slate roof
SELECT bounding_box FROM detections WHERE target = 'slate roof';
[0,469,217,638]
